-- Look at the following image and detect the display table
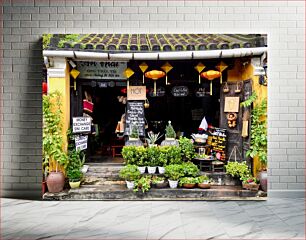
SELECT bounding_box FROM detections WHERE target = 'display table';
[193,157,215,172]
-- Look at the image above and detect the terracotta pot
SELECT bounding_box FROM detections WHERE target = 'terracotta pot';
[258,170,268,192]
[242,183,260,191]
[198,183,211,189]
[42,181,48,195]
[183,183,196,189]
[46,172,65,193]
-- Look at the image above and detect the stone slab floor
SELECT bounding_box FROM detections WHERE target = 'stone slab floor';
[1,198,305,239]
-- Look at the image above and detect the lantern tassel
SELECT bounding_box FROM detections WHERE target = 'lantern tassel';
[74,79,76,91]
[166,74,168,85]
[154,82,157,96]
[220,74,222,84]
[210,81,212,95]
[127,79,129,92]
[198,74,201,84]
[143,74,145,84]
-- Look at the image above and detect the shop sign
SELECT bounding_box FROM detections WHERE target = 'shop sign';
[224,97,240,112]
[76,61,127,80]
[75,135,88,151]
[171,86,189,97]
[97,82,108,88]
[72,117,91,133]
[149,87,165,97]
[127,86,146,100]
[125,101,145,136]
[195,87,209,97]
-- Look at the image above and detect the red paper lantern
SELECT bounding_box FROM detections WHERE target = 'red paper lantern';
[42,82,47,94]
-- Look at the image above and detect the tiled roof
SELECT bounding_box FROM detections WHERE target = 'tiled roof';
[45,34,266,52]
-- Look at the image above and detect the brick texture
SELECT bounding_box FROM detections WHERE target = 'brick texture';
[0,0,305,198]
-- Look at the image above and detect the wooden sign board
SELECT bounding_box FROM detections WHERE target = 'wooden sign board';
[224,97,240,112]
[73,117,91,133]
[127,86,146,100]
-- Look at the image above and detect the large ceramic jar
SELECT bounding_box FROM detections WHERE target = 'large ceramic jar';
[46,172,65,193]
[258,170,267,192]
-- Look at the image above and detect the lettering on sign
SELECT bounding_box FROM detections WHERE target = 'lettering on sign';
[75,135,88,151]
[195,87,209,97]
[210,128,227,160]
[127,86,146,100]
[125,101,145,136]
[73,117,91,133]
[149,87,165,97]
[171,86,189,97]
[76,61,127,80]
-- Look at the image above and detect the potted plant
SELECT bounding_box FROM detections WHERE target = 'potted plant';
[181,161,199,177]
[146,131,163,147]
[66,148,85,189]
[165,121,176,140]
[43,91,68,193]
[178,137,196,161]
[67,169,83,188]
[135,146,148,174]
[197,175,212,189]
[165,164,184,188]
[159,146,182,166]
[179,177,198,189]
[129,123,139,141]
[241,175,260,191]
[225,161,252,185]
[122,146,138,165]
[147,146,159,174]
[134,175,151,193]
[156,153,167,174]
[119,165,141,189]
[151,176,168,188]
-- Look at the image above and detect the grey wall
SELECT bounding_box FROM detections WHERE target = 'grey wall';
[1,0,305,198]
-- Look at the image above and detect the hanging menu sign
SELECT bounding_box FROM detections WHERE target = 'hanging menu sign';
[76,61,127,80]
[124,101,145,136]
[149,87,165,97]
[210,128,227,160]
[195,87,209,97]
[171,86,189,97]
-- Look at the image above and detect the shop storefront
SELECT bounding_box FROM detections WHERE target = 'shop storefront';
[42,34,267,200]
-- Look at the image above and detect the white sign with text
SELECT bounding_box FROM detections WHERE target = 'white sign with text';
[75,135,88,151]
[73,117,91,133]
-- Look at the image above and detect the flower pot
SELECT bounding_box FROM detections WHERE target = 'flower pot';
[165,138,175,141]
[138,166,146,174]
[69,181,81,189]
[42,181,47,195]
[46,172,65,193]
[152,181,168,189]
[126,180,135,190]
[183,183,196,189]
[158,166,165,174]
[198,183,211,189]
[147,166,156,174]
[242,182,260,191]
[129,137,138,141]
[258,170,267,192]
[168,179,178,189]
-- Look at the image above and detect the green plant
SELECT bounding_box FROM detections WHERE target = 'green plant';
[246,99,267,166]
[151,176,165,184]
[66,168,82,182]
[197,175,211,183]
[135,146,148,167]
[241,175,259,184]
[146,131,163,145]
[240,91,257,108]
[42,34,53,49]
[134,175,151,193]
[57,34,80,48]
[43,91,68,173]
[122,146,138,165]
[130,124,139,139]
[181,162,199,177]
[119,165,141,181]
[179,177,199,186]
[147,146,160,166]
[178,137,196,161]
[225,161,251,179]
[165,164,184,181]
[165,120,176,138]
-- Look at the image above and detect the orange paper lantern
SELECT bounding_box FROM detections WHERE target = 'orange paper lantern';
[145,70,165,95]
[200,70,221,95]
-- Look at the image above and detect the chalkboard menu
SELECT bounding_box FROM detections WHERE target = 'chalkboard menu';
[195,87,208,97]
[171,86,189,97]
[124,101,145,136]
[149,87,165,97]
[210,128,227,160]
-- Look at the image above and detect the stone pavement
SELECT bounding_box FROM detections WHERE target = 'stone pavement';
[1,198,304,239]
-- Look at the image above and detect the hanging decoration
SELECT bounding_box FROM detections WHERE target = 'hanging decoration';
[123,67,135,92]
[70,68,80,93]
[200,70,221,95]
[194,62,206,84]
[227,113,237,128]
[139,62,148,84]
[145,70,165,96]
[161,62,173,85]
[144,98,150,108]
[215,61,228,84]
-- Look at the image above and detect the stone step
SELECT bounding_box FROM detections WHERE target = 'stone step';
[43,184,266,201]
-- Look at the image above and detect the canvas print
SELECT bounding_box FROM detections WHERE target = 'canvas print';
[42,34,267,200]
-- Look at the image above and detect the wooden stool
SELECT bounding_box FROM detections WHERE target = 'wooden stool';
[212,160,224,172]
[111,145,123,158]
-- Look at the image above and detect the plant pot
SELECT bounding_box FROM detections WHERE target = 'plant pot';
[126,180,135,189]
[242,182,260,191]
[152,181,168,189]
[46,171,65,193]
[129,137,138,141]
[165,138,175,141]
[138,166,146,174]
[158,166,165,174]
[168,179,178,189]
[42,181,48,195]
[183,183,196,189]
[69,181,81,189]
[258,170,267,192]
[147,166,156,174]
[198,183,211,189]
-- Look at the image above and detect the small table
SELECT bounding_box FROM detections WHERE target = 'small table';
[193,157,215,172]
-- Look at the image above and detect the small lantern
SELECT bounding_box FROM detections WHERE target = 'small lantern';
[161,62,173,85]
[201,70,221,95]
[42,82,48,95]
[216,61,228,84]
[194,62,206,84]
[145,70,165,96]
[139,62,148,84]
[123,67,135,92]
[70,68,80,93]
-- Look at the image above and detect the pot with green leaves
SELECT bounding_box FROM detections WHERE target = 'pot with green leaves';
[165,121,176,140]
[178,137,196,161]
[134,175,151,193]
[67,168,83,189]
[181,161,200,177]
[179,177,198,189]
[135,146,148,174]
[197,175,212,189]
[119,165,141,189]
[165,164,184,188]
[147,146,159,174]
[241,176,260,191]
[225,161,252,185]
[146,131,163,147]
[151,176,168,188]
[122,146,138,165]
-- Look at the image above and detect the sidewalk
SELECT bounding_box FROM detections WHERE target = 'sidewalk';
[1,198,304,239]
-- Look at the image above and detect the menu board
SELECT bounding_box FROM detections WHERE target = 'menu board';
[210,128,227,160]
[171,86,189,97]
[124,101,145,136]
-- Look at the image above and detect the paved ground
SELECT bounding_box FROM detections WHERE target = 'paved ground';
[1,198,305,239]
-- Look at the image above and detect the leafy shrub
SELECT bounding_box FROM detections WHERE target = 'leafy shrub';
[165,164,184,181]
[159,146,182,165]
[179,177,199,186]
[66,168,82,182]
[225,161,251,179]
[147,146,160,166]
[119,165,141,181]
[165,121,176,138]
[178,137,196,161]
[134,175,151,193]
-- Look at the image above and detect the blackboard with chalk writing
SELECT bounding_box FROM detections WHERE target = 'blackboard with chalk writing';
[209,128,227,160]
[124,101,145,136]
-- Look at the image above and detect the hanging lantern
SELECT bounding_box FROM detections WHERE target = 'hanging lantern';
[70,68,80,93]
[161,62,173,85]
[123,67,135,92]
[42,82,48,95]
[200,70,221,95]
[194,62,206,84]
[139,62,148,84]
[216,61,228,84]
[145,70,165,96]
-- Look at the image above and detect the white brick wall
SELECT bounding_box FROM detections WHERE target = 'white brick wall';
[0,0,305,198]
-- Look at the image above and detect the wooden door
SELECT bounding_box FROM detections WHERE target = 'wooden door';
[220,80,252,164]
